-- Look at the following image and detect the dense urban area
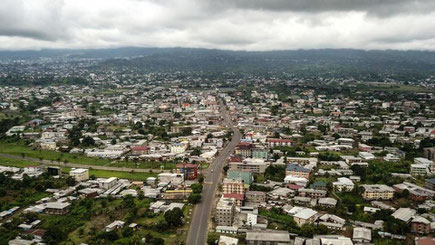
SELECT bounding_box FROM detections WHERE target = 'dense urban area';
[0,49,435,245]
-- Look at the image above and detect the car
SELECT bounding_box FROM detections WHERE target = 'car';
[211,169,214,173]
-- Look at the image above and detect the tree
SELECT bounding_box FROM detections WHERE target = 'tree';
[300,224,315,238]
[191,147,202,156]
[82,136,95,147]
[65,176,76,186]
[198,175,204,184]
[111,139,117,145]
[43,225,67,244]
[191,183,203,194]
[164,207,184,227]
[188,193,202,204]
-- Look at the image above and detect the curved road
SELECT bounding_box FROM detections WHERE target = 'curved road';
[186,102,241,245]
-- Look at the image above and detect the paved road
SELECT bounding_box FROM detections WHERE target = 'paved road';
[186,101,241,245]
[0,153,168,173]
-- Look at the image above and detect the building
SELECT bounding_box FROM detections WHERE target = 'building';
[333,177,354,192]
[361,184,395,200]
[176,163,198,180]
[69,168,89,182]
[223,193,244,206]
[235,142,253,158]
[353,227,372,243]
[425,178,435,191]
[252,148,269,159]
[219,235,239,245]
[267,138,292,147]
[130,145,149,155]
[245,191,266,203]
[391,208,416,222]
[229,158,268,174]
[44,202,71,215]
[215,196,236,226]
[411,216,431,234]
[393,182,435,201]
[100,177,118,190]
[170,142,186,154]
[286,164,310,179]
[227,170,253,185]
[293,208,318,226]
[298,188,327,199]
[423,147,435,161]
[222,178,245,195]
[411,164,428,176]
[246,230,291,245]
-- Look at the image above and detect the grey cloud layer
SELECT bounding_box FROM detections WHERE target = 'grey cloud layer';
[0,0,434,50]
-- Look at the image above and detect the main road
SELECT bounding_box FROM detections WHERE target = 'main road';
[186,101,241,245]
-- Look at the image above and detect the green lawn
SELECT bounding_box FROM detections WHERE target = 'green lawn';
[0,156,41,168]
[0,141,176,170]
[88,169,157,181]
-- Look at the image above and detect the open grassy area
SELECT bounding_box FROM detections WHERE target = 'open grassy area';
[0,156,41,168]
[0,141,176,170]
[88,169,158,181]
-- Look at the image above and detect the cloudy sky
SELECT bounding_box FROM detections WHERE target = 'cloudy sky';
[1,0,435,51]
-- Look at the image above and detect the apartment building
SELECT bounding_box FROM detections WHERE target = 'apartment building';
[361,184,395,200]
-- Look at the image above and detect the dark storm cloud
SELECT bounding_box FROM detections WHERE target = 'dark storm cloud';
[208,0,435,16]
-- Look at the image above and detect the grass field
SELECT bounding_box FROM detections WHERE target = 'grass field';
[0,141,176,170]
[88,169,158,180]
[0,156,41,168]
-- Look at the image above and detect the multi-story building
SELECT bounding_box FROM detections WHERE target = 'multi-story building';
[252,148,269,159]
[215,196,235,226]
[298,188,327,199]
[266,138,292,147]
[361,185,395,200]
[176,163,198,180]
[245,191,266,203]
[229,158,268,174]
[227,169,253,185]
[69,168,89,182]
[411,216,431,234]
[410,164,428,176]
[235,142,253,158]
[286,164,310,179]
[425,178,435,191]
[222,178,245,195]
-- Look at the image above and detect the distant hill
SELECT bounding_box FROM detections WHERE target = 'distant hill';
[1,47,435,80]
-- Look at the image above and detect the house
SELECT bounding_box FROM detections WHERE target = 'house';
[293,208,318,226]
[318,198,337,208]
[353,227,371,243]
[411,216,431,234]
[44,202,71,215]
[130,145,149,155]
[105,220,125,232]
[333,177,354,192]
[391,208,416,223]
[286,164,310,179]
[246,230,291,245]
[361,184,395,200]
[219,235,239,245]
[69,168,89,182]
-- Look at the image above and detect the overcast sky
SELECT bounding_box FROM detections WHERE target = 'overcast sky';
[1,0,435,51]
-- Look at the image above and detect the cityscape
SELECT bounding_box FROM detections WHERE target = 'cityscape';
[1,1,435,245]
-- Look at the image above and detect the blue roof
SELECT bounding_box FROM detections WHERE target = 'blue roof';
[286,164,310,172]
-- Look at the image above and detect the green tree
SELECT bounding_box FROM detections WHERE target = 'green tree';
[164,207,184,227]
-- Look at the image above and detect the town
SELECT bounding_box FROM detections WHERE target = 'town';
[0,66,434,245]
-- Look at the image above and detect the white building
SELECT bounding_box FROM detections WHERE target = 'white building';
[69,168,89,182]
[333,177,354,192]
